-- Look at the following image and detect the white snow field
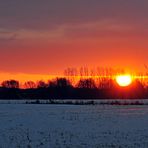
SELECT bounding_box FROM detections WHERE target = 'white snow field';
[0,104,148,148]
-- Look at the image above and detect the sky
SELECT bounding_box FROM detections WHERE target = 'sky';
[0,0,148,81]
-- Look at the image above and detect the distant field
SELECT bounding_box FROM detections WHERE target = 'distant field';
[0,104,148,147]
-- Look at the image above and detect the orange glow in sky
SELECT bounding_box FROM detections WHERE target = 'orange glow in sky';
[0,1,148,82]
[0,73,60,84]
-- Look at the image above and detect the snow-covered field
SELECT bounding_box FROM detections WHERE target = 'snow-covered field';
[0,104,148,148]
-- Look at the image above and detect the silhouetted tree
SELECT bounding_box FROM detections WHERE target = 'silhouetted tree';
[56,78,72,88]
[1,80,19,88]
[79,67,89,77]
[37,80,47,88]
[24,81,36,89]
[77,78,96,89]
[99,78,113,89]
[48,78,72,88]
[48,80,56,88]
[64,67,78,77]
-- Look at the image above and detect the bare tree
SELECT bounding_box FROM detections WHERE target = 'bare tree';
[24,81,36,89]
[1,80,19,88]
[77,78,96,89]
[48,78,72,88]
[56,78,72,88]
[65,68,77,76]
[37,80,47,88]
[99,78,113,89]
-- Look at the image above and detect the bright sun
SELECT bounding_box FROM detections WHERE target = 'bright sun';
[116,75,132,87]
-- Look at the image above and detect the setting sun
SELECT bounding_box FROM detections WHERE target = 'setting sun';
[116,75,132,87]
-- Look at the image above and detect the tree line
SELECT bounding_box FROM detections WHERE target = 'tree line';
[1,78,112,89]
[0,76,147,100]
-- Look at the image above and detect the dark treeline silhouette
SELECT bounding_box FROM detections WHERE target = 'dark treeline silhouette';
[0,77,147,100]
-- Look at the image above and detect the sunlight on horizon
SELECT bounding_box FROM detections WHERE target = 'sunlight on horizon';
[116,75,132,87]
[0,71,148,85]
[0,73,61,83]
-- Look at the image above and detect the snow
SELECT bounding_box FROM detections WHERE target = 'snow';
[0,103,148,147]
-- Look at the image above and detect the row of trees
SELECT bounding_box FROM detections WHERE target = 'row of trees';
[0,77,146,99]
[2,67,148,89]
[0,78,114,89]
[0,67,147,99]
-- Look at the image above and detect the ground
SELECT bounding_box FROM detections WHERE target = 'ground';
[0,102,148,147]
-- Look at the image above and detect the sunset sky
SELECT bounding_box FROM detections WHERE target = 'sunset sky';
[0,0,148,81]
